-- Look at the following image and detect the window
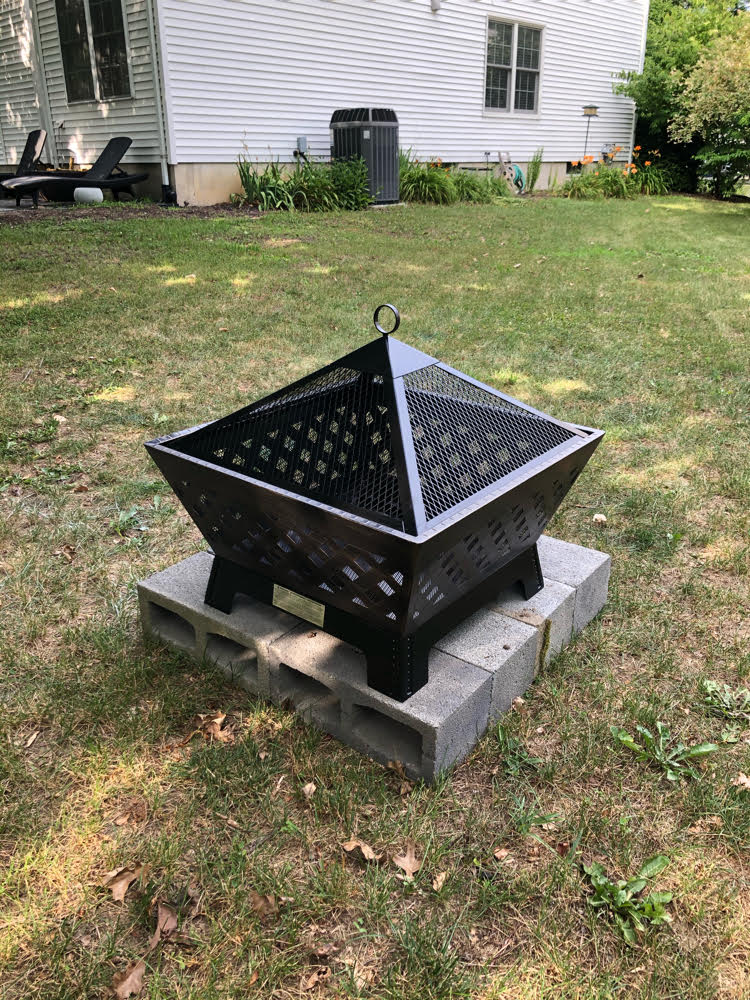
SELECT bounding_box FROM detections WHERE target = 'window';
[55,0,131,102]
[485,20,541,113]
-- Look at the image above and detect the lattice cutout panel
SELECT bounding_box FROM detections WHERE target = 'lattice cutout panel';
[404,366,576,521]
[177,485,409,625]
[173,365,404,527]
[411,457,586,621]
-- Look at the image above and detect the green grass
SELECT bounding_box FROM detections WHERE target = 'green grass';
[0,197,748,999]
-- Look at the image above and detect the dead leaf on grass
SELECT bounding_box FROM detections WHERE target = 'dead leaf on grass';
[310,940,341,959]
[250,890,279,918]
[688,815,723,833]
[54,544,76,563]
[432,871,448,891]
[301,967,331,990]
[24,731,40,749]
[147,901,178,951]
[493,848,511,862]
[393,842,422,880]
[341,838,381,863]
[73,483,89,493]
[113,799,147,827]
[247,969,259,986]
[112,959,146,998]
[512,696,526,712]
[101,864,149,903]
[52,413,67,423]
[732,772,750,791]
[302,781,317,800]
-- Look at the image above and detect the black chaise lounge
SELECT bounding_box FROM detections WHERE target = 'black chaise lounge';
[3,136,148,207]
[0,129,47,193]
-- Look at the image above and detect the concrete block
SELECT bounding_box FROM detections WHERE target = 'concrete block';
[434,609,538,721]
[487,577,575,668]
[267,625,492,780]
[137,534,610,783]
[537,535,611,633]
[138,551,299,696]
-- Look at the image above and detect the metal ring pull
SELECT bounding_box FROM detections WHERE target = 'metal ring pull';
[373,303,400,337]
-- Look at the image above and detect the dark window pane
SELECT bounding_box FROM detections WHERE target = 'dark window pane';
[55,0,94,102]
[485,66,509,110]
[487,20,512,67]
[90,0,130,98]
[514,69,539,112]
[516,27,541,70]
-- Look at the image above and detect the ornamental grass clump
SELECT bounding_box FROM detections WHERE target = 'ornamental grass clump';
[234,157,371,212]
[399,149,510,204]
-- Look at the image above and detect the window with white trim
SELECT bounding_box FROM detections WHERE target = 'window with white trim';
[55,0,131,103]
[485,20,541,113]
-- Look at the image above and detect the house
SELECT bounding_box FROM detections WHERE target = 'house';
[1,0,648,205]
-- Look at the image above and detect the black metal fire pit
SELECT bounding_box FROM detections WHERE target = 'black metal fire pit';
[146,306,603,701]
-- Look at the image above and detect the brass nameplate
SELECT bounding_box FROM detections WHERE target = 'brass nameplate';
[272,584,325,628]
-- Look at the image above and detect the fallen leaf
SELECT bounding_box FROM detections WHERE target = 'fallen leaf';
[24,731,40,748]
[112,959,146,998]
[310,940,341,959]
[52,413,67,423]
[101,864,148,903]
[432,871,448,891]
[248,969,259,986]
[732,773,750,791]
[387,760,408,779]
[341,838,381,863]
[511,697,526,711]
[73,483,89,493]
[513,263,522,268]
[54,544,76,563]
[301,967,331,990]
[218,327,229,332]
[113,799,147,827]
[197,711,233,742]
[593,513,607,525]
[493,848,511,862]
[258,751,268,761]
[393,841,422,880]
[148,900,178,951]
[688,815,723,833]
[249,890,278,918]
[555,841,571,857]
[302,782,317,800]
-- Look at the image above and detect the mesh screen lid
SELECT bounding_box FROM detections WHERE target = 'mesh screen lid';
[165,332,584,534]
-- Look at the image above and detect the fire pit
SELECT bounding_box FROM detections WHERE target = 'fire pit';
[146,306,603,701]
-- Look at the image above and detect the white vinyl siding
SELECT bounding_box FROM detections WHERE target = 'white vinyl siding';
[155,0,645,166]
[35,0,160,164]
[0,0,44,164]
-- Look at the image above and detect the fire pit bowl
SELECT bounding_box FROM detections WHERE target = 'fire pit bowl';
[146,306,603,701]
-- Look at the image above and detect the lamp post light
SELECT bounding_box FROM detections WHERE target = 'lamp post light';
[582,105,599,160]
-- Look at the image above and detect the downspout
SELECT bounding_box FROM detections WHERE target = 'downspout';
[145,0,176,202]
[26,0,56,163]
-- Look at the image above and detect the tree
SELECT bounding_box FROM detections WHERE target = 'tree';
[616,0,741,189]
[670,19,750,196]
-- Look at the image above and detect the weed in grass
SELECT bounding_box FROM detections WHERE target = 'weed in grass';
[495,724,545,777]
[697,678,750,722]
[610,722,719,781]
[583,854,673,945]
[510,793,560,835]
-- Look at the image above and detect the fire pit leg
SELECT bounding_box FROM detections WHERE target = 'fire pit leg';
[204,554,248,614]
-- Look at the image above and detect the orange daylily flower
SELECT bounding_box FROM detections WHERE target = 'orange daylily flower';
[634,145,641,151]
[644,160,652,166]
[614,145,623,152]
[571,160,580,166]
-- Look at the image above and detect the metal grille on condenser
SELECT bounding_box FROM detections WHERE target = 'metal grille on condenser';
[173,366,403,525]
[404,365,577,521]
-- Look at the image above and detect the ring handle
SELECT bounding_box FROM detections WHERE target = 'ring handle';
[373,303,400,337]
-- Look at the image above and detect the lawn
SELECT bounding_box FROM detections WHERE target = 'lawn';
[0,196,748,1000]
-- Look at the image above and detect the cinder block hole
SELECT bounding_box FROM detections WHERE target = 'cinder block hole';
[278,663,340,727]
[351,705,422,769]
[148,603,195,652]
[205,634,258,683]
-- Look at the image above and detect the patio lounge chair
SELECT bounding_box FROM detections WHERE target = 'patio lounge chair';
[2,136,148,208]
[0,129,48,193]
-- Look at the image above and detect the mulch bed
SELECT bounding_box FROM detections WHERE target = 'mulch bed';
[0,201,261,227]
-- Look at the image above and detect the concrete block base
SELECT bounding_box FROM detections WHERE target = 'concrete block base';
[138,537,610,781]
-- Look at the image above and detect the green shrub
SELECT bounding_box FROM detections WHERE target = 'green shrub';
[400,160,458,204]
[330,158,372,210]
[526,147,543,193]
[235,160,295,211]
[449,169,493,203]
[234,156,371,212]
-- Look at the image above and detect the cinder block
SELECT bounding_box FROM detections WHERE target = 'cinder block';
[537,535,611,633]
[138,551,299,696]
[488,577,575,668]
[137,535,610,783]
[434,609,538,721]
[267,625,492,781]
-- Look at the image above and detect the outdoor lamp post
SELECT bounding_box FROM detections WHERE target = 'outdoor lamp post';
[582,105,599,159]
